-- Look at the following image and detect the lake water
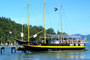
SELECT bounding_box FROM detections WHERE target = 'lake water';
[0,44,90,60]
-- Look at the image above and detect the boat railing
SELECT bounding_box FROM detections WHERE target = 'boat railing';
[40,36,86,44]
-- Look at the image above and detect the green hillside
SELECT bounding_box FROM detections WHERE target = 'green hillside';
[0,17,56,44]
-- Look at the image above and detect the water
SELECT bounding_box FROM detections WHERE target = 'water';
[0,44,90,60]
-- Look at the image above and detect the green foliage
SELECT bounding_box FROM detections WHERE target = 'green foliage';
[46,28,56,35]
[0,17,57,44]
[57,31,68,35]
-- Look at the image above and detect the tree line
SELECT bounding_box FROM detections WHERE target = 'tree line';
[0,17,67,44]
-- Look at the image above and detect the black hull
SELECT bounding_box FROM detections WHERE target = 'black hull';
[14,38,28,45]
[23,43,85,52]
[14,38,85,52]
[24,46,85,52]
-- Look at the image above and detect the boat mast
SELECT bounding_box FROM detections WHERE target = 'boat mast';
[61,0,63,42]
[27,0,30,42]
[44,0,46,44]
[22,24,24,41]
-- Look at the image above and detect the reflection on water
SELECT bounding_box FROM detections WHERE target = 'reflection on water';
[0,44,90,60]
[29,50,85,59]
[18,50,86,60]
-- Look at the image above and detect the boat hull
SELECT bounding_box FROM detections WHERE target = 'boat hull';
[23,44,85,52]
[14,39,85,51]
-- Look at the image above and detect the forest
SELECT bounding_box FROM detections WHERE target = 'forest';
[0,17,67,44]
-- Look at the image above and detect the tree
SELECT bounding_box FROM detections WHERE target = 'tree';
[57,31,67,35]
[46,28,56,35]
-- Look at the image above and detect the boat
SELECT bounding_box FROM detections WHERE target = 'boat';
[14,0,85,52]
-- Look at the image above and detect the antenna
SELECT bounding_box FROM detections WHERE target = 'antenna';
[85,35,87,43]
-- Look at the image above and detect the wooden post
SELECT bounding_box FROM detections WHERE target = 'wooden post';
[1,47,5,54]
[11,47,16,53]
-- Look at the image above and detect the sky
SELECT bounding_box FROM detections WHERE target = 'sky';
[0,0,90,35]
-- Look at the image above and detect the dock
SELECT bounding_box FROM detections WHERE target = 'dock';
[0,45,26,54]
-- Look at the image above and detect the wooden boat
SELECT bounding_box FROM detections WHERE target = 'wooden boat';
[14,0,85,52]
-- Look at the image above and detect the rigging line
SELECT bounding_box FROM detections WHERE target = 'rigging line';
[29,30,43,39]
[46,4,59,35]
[62,7,72,35]
[46,9,53,34]
[62,1,73,35]
[46,2,58,33]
